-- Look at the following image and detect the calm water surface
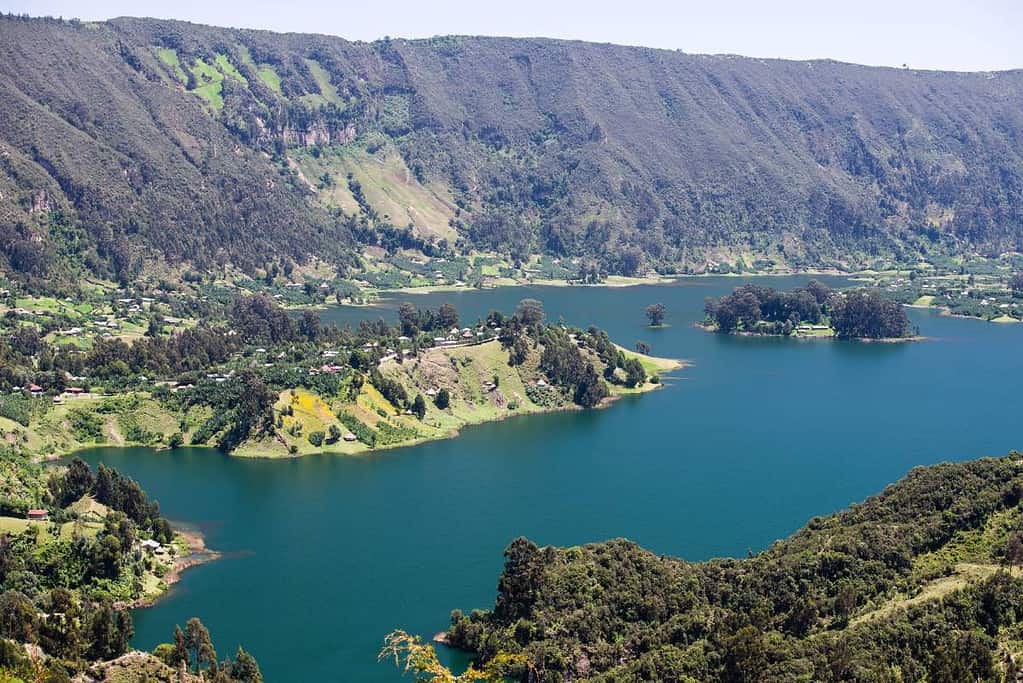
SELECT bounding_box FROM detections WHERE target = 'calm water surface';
[76,277,1023,681]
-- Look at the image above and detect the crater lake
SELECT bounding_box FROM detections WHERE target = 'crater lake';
[76,276,1023,681]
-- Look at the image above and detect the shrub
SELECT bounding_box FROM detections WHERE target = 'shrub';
[435,388,451,409]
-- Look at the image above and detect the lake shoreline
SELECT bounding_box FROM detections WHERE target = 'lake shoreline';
[327,268,859,307]
[117,525,220,610]
[695,322,924,343]
[33,351,684,464]
[233,353,687,459]
[67,278,1023,682]
[906,302,1021,324]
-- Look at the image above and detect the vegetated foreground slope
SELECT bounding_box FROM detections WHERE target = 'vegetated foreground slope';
[2,14,1023,286]
[445,454,1023,682]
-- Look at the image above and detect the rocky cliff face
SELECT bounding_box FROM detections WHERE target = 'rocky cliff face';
[280,121,357,147]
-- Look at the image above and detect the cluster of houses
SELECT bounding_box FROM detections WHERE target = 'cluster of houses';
[433,326,488,348]
[8,295,179,345]
[10,384,89,402]
[140,538,169,556]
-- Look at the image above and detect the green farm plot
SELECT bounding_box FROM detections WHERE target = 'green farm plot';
[0,516,103,544]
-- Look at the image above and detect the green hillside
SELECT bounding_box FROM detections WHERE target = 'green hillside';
[442,454,1023,681]
[2,14,1023,287]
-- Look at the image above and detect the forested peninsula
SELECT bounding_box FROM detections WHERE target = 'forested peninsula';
[1,293,677,460]
[0,454,261,681]
[383,453,1023,682]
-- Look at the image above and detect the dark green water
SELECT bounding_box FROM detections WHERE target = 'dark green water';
[76,277,1023,681]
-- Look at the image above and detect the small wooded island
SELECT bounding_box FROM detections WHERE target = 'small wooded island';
[701,281,916,340]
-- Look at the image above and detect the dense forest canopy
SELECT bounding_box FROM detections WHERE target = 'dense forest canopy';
[2,14,1023,286]
[445,454,1023,682]
[703,281,912,338]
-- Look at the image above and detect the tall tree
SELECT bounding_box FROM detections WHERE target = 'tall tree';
[184,617,216,673]
[645,303,666,326]
[173,624,189,669]
[230,646,263,683]
[436,303,460,330]
[516,299,546,326]
[412,394,427,420]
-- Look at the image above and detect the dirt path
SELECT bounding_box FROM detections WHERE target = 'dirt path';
[851,563,1016,627]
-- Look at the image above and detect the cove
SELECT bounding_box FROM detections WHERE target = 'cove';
[75,276,1023,681]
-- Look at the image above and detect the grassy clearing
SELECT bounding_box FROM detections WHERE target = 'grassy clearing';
[214,53,247,84]
[236,43,283,94]
[293,144,458,240]
[0,516,103,544]
[3,393,192,458]
[614,344,685,375]
[190,58,224,110]
[257,64,282,93]
[381,341,545,436]
[67,495,109,520]
[911,506,1022,582]
[851,563,1011,628]
[300,58,342,106]
[155,47,187,82]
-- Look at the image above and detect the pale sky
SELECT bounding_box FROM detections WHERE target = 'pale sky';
[4,0,1022,71]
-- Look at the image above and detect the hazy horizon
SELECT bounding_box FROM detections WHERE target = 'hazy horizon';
[3,0,1021,73]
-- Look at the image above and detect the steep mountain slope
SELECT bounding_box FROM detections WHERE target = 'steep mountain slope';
[2,15,1022,285]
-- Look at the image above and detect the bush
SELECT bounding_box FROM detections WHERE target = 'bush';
[68,408,103,441]
[435,388,451,409]
[308,431,325,447]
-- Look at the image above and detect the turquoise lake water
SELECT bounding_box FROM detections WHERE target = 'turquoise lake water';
[76,276,1023,681]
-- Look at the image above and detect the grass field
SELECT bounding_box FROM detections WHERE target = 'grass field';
[190,57,225,110]
[214,53,246,85]
[4,393,196,458]
[0,516,103,544]
[300,58,343,106]
[293,143,458,240]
